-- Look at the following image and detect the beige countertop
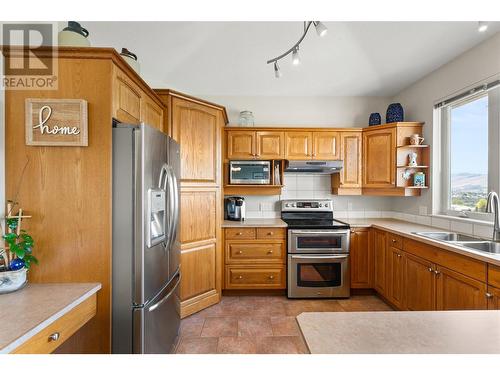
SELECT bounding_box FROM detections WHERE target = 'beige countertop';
[0,283,101,354]
[222,218,287,228]
[297,310,500,353]
[342,218,500,266]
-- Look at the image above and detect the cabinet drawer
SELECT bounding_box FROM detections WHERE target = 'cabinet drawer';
[387,233,403,249]
[256,227,286,239]
[225,266,286,289]
[226,241,285,264]
[12,295,97,354]
[489,264,500,289]
[225,227,256,240]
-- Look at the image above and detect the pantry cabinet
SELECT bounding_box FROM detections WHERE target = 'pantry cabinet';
[349,228,372,288]
[156,90,228,318]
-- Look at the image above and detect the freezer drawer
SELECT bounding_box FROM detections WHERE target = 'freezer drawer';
[133,271,181,354]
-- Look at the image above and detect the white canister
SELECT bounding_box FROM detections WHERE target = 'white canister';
[0,268,27,294]
[120,48,141,74]
[58,21,90,47]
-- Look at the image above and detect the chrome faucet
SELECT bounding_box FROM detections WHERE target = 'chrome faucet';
[486,191,500,242]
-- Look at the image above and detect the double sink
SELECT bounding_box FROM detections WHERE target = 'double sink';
[413,232,500,254]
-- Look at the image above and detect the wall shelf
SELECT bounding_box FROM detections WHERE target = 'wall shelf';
[397,145,429,149]
[396,165,429,168]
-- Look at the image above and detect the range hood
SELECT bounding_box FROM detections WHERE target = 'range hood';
[284,160,343,174]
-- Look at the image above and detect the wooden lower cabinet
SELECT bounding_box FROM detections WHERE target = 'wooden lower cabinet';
[387,246,405,310]
[435,266,487,310]
[225,265,286,289]
[350,228,371,288]
[487,285,500,309]
[223,227,286,290]
[373,230,388,295]
[404,253,436,311]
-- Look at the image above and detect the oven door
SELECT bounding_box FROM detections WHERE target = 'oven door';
[288,229,349,254]
[288,254,350,298]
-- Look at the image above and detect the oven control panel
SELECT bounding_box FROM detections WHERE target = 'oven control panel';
[281,199,333,212]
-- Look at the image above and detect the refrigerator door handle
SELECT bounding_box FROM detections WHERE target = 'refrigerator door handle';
[148,272,181,312]
[159,163,172,251]
[168,167,180,247]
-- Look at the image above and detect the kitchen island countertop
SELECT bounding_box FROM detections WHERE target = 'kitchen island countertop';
[0,283,101,353]
[297,310,500,354]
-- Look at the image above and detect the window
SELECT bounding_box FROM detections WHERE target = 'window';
[439,81,500,219]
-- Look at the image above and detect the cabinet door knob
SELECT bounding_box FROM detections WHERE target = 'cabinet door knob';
[237,232,243,236]
[434,270,441,276]
[237,250,243,254]
[267,250,274,254]
[237,275,243,279]
[392,239,397,243]
[48,332,60,342]
[268,232,274,235]
[428,267,433,273]
[268,275,275,280]
[486,292,493,299]
[397,254,402,258]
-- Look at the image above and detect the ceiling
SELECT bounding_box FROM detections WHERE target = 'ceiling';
[83,21,500,97]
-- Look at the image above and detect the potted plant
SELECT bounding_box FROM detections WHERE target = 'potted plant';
[0,202,38,294]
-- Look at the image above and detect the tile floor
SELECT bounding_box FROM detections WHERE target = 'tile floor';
[175,294,392,354]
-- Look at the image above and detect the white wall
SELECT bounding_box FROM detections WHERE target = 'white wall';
[390,32,500,216]
[202,95,390,126]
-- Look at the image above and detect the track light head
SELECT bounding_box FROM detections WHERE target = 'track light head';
[274,61,282,78]
[478,21,488,32]
[292,48,300,66]
[314,21,328,37]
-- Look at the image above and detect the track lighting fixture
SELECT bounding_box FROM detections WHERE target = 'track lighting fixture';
[313,21,328,37]
[267,21,328,78]
[292,47,300,66]
[274,61,282,78]
[478,21,488,32]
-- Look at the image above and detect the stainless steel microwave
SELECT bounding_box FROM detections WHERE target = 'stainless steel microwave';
[229,161,271,185]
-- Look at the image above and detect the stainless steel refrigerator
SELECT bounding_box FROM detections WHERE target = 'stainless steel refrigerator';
[112,123,181,354]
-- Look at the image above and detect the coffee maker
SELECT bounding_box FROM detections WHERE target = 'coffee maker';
[225,197,246,221]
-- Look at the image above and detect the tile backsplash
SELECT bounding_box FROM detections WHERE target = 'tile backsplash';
[224,173,495,240]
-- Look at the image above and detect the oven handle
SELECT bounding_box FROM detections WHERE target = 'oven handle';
[290,254,349,260]
[289,230,350,235]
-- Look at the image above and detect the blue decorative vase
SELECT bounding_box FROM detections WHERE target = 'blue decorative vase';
[369,113,381,126]
[9,258,25,271]
[386,103,404,123]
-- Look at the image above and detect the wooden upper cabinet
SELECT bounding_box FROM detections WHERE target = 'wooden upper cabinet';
[171,97,221,184]
[404,253,436,311]
[256,131,284,159]
[373,230,388,295]
[113,69,142,124]
[350,229,371,288]
[141,96,164,132]
[285,131,312,160]
[227,131,255,159]
[312,131,340,160]
[435,266,487,310]
[363,128,396,188]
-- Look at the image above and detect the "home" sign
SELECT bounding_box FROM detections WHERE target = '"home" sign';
[25,98,88,146]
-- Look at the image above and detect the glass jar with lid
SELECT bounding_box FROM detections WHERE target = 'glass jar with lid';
[238,111,255,127]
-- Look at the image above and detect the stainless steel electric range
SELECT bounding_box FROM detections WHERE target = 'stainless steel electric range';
[281,199,351,298]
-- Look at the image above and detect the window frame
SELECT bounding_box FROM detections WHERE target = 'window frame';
[439,86,500,221]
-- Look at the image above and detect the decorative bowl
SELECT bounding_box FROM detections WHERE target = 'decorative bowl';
[0,268,27,294]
